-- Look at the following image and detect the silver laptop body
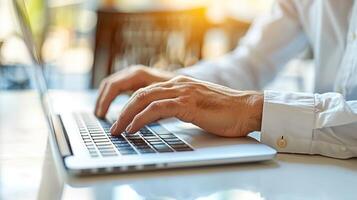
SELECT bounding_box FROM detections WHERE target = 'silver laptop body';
[14,0,276,176]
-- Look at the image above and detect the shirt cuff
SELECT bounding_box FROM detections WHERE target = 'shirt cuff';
[261,90,316,154]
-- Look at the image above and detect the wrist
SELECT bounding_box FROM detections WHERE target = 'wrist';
[250,92,264,131]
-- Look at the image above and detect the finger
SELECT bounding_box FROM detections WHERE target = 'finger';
[96,75,133,118]
[94,79,108,116]
[112,86,180,135]
[124,98,191,134]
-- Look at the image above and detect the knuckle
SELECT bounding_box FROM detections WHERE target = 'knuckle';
[131,114,141,124]
[150,82,165,89]
[176,96,191,106]
[182,84,199,96]
[173,75,190,83]
[164,100,177,109]
[100,77,112,88]
[149,100,175,111]
[160,81,174,88]
[132,65,147,75]
[106,81,116,91]
[148,102,161,111]
[100,78,108,86]
[182,87,192,96]
[191,82,204,89]
[117,112,126,122]
[136,88,151,101]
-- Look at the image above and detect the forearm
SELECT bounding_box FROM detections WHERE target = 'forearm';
[177,0,309,91]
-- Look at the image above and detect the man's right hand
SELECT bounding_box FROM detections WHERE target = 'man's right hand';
[95,65,175,118]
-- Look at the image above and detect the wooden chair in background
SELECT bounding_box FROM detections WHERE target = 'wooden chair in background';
[91,7,208,88]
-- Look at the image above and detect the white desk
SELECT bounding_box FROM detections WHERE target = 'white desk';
[1,90,357,200]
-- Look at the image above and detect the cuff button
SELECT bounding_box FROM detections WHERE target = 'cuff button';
[277,136,287,148]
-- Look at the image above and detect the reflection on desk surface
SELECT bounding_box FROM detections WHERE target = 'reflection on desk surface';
[42,137,357,200]
[2,91,357,200]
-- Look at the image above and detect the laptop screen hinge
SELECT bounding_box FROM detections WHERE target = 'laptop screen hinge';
[52,115,73,157]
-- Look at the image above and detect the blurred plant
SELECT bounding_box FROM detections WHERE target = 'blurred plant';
[26,0,47,53]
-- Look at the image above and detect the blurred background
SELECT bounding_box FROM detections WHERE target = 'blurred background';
[0,0,313,92]
[0,1,315,199]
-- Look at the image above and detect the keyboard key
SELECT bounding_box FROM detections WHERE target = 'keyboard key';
[146,140,162,144]
[101,152,118,157]
[175,148,193,152]
[143,136,159,140]
[135,145,151,149]
[93,139,109,143]
[129,136,143,139]
[148,141,165,145]
[97,146,114,150]
[89,153,99,157]
[97,144,114,149]
[76,113,194,158]
[137,148,156,154]
[120,151,137,155]
[130,140,147,145]
[113,144,130,148]
[96,143,112,147]
[99,149,115,153]
[88,149,97,153]
[89,131,104,135]
[165,138,184,142]
[91,136,108,140]
[171,144,193,151]
[129,142,149,147]
[163,138,182,143]
[117,145,133,149]
[152,144,173,152]
[158,134,176,139]
[170,144,190,149]
[110,135,125,139]
[141,133,155,137]
[112,140,129,145]
[117,148,135,154]
[90,131,104,135]
[117,147,137,154]
[99,149,116,154]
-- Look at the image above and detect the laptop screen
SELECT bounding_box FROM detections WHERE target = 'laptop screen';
[14,0,56,130]
[14,0,73,157]
[13,0,46,65]
[13,0,49,97]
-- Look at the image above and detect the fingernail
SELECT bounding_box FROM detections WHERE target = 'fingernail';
[125,124,133,133]
[110,121,118,134]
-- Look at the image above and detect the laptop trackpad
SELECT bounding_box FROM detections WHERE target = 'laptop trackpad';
[157,118,260,149]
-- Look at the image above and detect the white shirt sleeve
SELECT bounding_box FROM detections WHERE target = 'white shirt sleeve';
[177,0,309,90]
[261,90,357,159]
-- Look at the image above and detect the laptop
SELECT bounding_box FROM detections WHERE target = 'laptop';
[13,0,276,175]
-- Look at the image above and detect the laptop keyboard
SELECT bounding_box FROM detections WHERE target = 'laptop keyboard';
[74,113,193,158]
